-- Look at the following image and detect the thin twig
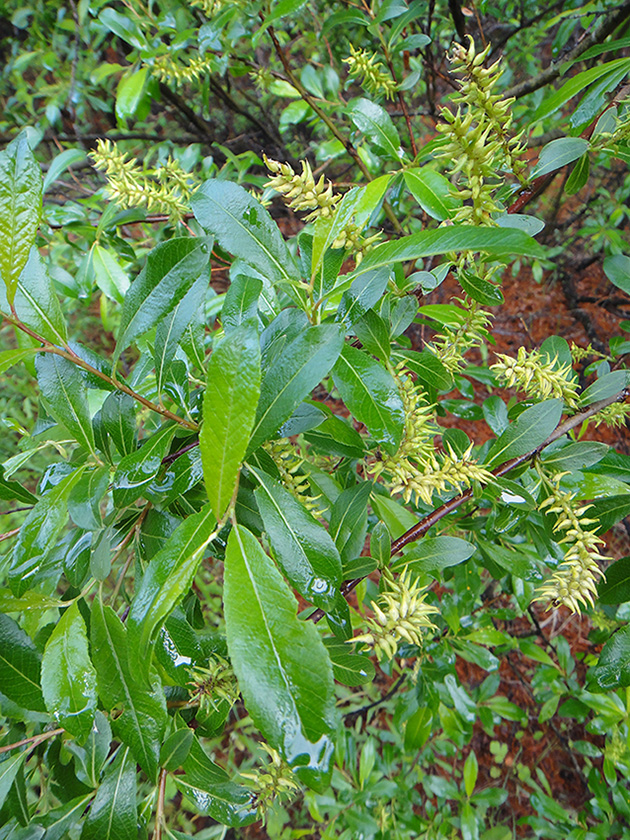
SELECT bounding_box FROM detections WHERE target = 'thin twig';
[0,728,64,756]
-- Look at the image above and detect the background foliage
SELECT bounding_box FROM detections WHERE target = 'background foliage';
[2,1,630,838]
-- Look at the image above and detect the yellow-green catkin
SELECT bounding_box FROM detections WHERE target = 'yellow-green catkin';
[264,156,340,222]
[593,401,630,430]
[186,656,238,713]
[263,438,324,516]
[152,54,213,86]
[429,298,492,374]
[352,567,439,660]
[491,347,581,409]
[239,744,299,821]
[534,468,610,613]
[343,44,397,100]
[90,139,196,221]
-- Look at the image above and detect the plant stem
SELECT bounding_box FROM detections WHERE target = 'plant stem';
[0,728,64,756]
[1,310,198,431]
[309,389,628,623]
[152,768,168,840]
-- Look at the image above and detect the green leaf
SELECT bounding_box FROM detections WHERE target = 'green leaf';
[248,323,344,454]
[41,602,97,743]
[332,345,404,453]
[370,521,391,569]
[485,400,563,468]
[599,557,630,605]
[458,272,504,306]
[127,503,217,677]
[192,181,300,292]
[0,752,26,811]
[541,441,608,471]
[36,354,96,456]
[176,735,255,826]
[224,524,336,789]
[329,482,372,567]
[9,467,85,596]
[0,348,38,378]
[347,97,402,160]
[349,227,544,284]
[530,137,589,179]
[221,275,262,334]
[43,148,86,193]
[591,625,630,690]
[81,747,137,840]
[404,707,432,750]
[303,414,366,460]
[604,254,630,295]
[580,370,630,406]
[10,249,68,345]
[403,168,458,221]
[116,66,148,122]
[392,349,453,391]
[324,640,375,686]
[115,237,210,360]
[112,424,176,508]
[0,133,42,304]
[91,243,130,305]
[337,267,391,327]
[91,599,167,781]
[0,613,46,712]
[532,58,630,122]
[100,391,137,457]
[590,495,630,535]
[463,749,478,797]
[160,728,194,772]
[155,273,208,395]
[391,537,476,574]
[200,324,261,520]
[249,465,341,611]
[565,152,590,195]
[354,309,391,359]
[477,539,543,582]
[99,7,148,48]
[0,464,37,505]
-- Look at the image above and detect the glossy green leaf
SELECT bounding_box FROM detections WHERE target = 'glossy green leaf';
[324,640,375,686]
[403,167,458,221]
[337,267,390,327]
[222,275,262,333]
[458,272,504,306]
[0,133,42,304]
[40,794,93,840]
[329,482,372,567]
[66,710,111,788]
[41,603,97,743]
[100,391,137,457]
[155,273,208,395]
[250,465,341,611]
[354,309,390,359]
[43,148,86,193]
[9,467,84,596]
[530,137,589,179]
[160,728,194,771]
[248,323,344,454]
[303,414,366,460]
[532,58,630,122]
[98,7,148,47]
[200,324,261,520]
[224,524,336,789]
[92,243,130,304]
[0,613,45,712]
[127,503,217,677]
[116,66,148,122]
[9,249,68,345]
[0,465,37,505]
[542,441,608,470]
[370,521,391,569]
[463,749,478,797]
[391,537,476,574]
[115,237,210,359]
[580,370,630,406]
[604,254,630,295]
[176,735,255,826]
[590,495,630,535]
[0,348,38,378]
[0,752,26,811]
[347,97,402,160]
[565,152,590,195]
[36,354,96,455]
[91,599,167,782]
[332,345,404,453]
[192,181,300,292]
[599,557,630,605]
[392,349,452,391]
[477,539,543,582]
[81,747,137,840]
[112,424,176,508]
[592,625,630,690]
[404,707,433,751]
[485,399,563,468]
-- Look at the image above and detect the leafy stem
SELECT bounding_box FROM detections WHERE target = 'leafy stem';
[1,310,198,431]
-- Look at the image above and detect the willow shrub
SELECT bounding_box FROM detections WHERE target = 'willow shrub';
[2,3,630,839]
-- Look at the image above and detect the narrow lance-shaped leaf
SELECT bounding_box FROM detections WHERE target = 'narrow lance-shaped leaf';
[200,323,261,520]
[332,344,404,453]
[0,613,46,712]
[224,524,337,790]
[80,747,137,840]
[248,323,344,454]
[249,465,342,611]
[127,503,217,679]
[0,132,42,303]
[115,237,210,361]
[2,249,68,345]
[485,400,563,468]
[41,602,98,744]
[36,354,96,456]
[112,424,176,508]
[91,599,167,782]
[10,467,85,596]
[0,752,27,811]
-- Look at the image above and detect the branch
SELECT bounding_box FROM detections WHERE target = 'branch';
[503,0,630,100]
[309,389,628,623]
